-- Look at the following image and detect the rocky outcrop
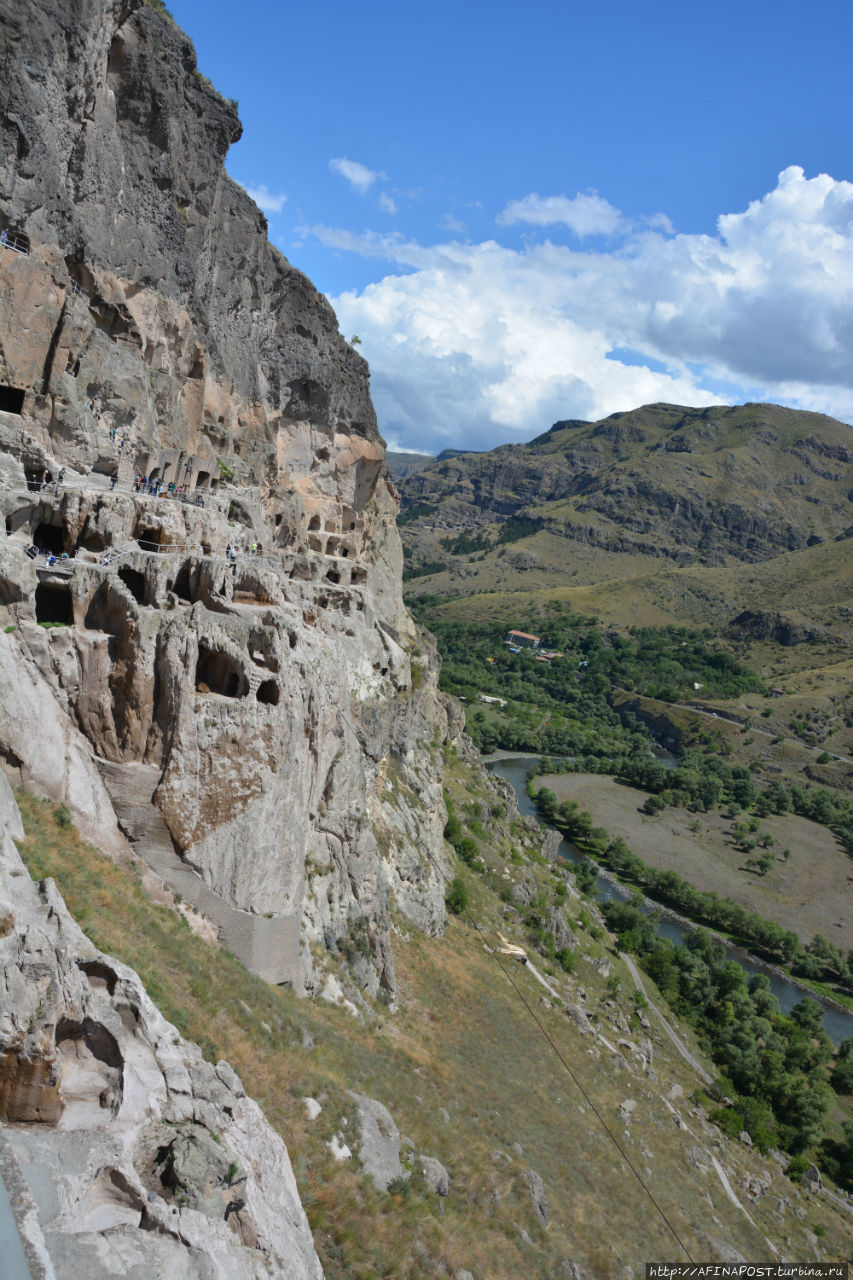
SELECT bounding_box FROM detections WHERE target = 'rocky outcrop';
[0,771,323,1279]
[0,0,449,996]
[724,609,828,646]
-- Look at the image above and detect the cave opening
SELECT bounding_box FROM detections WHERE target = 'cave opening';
[325,569,341,584]
[118,566,145,605]
[195,644,246,698]
[35,582,73,625]
[34,522,65,554]
[136,527,161,553]
[171,563,193,602]
[256,679,280,706]
[0,385,25,415]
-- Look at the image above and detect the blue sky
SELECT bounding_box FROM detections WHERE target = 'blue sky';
[168,0,853,452]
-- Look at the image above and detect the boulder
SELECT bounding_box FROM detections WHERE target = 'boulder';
[524,1168,550,1225]
[347,1091,405,1191]
[418,1154,451,1197]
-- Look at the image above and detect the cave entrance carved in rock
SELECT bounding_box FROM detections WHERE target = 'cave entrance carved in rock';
[257,679,280,706]
[0,385,25,414]
[35,582,73,625]
[195,644,247,698]
[136,527,161,553]
[34,522,65,555]
[118,566,145,605]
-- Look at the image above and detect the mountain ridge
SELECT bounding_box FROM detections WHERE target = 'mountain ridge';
[397,401,853,590]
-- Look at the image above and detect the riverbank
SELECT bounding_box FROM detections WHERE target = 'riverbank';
[591,857,853,1023]
[533,771,853,954]
[485,754,853,1043]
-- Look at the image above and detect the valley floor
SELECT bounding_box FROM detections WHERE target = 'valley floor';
[534,773,853,953]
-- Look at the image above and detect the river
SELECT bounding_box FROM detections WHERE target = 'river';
[485,754,853,1045]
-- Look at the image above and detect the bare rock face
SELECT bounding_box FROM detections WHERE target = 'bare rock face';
[0,771,323,1279]
[0,0,450,993]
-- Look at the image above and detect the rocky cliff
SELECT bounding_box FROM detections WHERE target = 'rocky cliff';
[0,0,449,996]
[0,770,324,1279]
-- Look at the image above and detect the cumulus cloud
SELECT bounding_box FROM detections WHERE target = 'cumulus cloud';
[244,184,287,214]
[324,167,853,452]
[330,157,384,193]
[379,192,398,215]
[497,191,623,237]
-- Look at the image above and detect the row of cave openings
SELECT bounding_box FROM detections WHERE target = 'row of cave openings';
[30,581,283,708]
[32,566,147,626]
[196,643,280,706]
[10,505,368,586]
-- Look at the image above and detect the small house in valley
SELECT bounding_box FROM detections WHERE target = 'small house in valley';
[505,629,540,650]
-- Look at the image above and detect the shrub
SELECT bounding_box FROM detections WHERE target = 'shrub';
[445,877,468,915]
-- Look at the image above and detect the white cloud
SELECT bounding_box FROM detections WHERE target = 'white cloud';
[497,191,623,237]
[330,157,384,193]
[322,167,853,452]
[379,192,398,215]
[244,184,287,214]
[441,213,466,234]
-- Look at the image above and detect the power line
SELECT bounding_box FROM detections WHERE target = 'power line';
[421,831,696,1263]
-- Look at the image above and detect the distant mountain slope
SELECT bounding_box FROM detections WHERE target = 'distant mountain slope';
[385,450,435,479]
[397,403,853,585]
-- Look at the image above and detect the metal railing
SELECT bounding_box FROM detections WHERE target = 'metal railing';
[0,230,29,256]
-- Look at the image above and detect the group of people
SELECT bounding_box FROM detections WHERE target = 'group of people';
[26,545,73,567]
[133,475,206,507]
[225,542,262,561]
[33,468,65,491]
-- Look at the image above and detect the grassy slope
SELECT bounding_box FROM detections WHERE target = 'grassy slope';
[399,403,853,602]
[14,788,853,1274]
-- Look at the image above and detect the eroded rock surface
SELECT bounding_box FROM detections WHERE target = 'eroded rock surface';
[0,0,450,994]
[0,771,323,1279]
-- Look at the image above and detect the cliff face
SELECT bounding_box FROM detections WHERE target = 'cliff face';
[0,0,449,994]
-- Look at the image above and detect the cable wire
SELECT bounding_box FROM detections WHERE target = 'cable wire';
[290,610,695,1261]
